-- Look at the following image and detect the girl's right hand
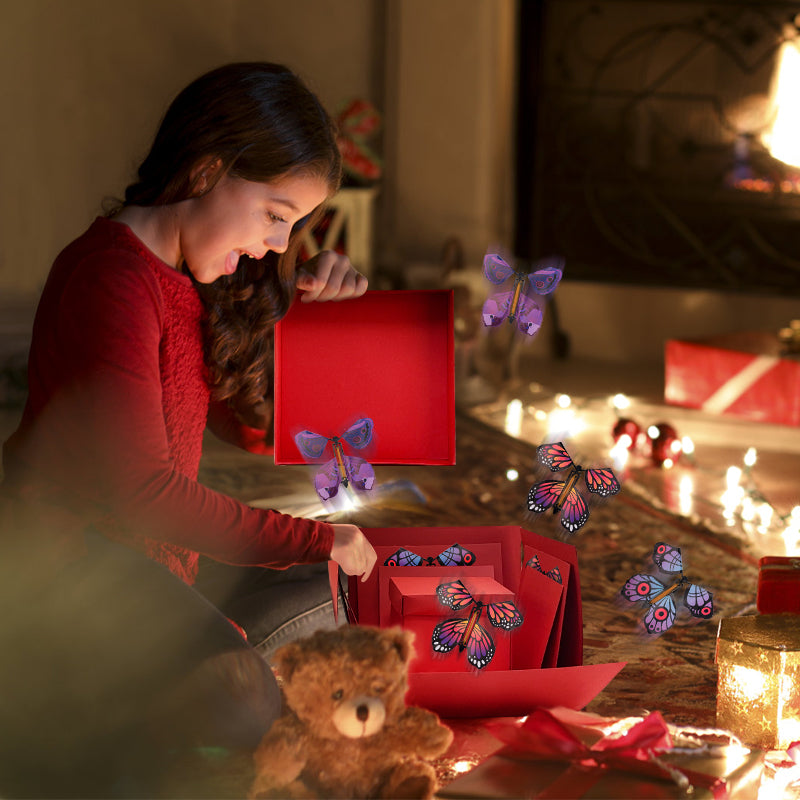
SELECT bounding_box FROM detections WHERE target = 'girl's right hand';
[329,524,377,582]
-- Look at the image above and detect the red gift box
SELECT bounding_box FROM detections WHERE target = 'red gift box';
[757,556,800,614]
[273,290,455,464]
[345,526,626,718]
[664,333,800,426]
[389,575,515,673]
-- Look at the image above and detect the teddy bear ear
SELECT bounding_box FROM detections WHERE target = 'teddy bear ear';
[273,640,304,680]
[385,627,415,664]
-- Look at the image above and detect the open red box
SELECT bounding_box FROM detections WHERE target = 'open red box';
[346,526,626,718]
[273,290,455,464]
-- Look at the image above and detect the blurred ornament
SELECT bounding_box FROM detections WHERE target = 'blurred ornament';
[612,418,641,451]
[648,422,682,468]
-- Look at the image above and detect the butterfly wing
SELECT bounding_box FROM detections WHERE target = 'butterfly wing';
[341,418,374,450]
[294,430,330,461]
[486,601,524,630]
[685,584,714,620]
[560,487,589,534]
[482,292,514,327]
[547,567,563,583]
[436,580,475,611]
[527,258,564,295]
[483,253,515,285]
[643,596,677,634]
[436,544,476,567]
[652,542,683,574]
[537,442,575,472]
[383,548,423,567]
[621,574,665,603]
[313,459,341,501]
[585,467,621,497]
[465,622,496,670]
[341,456,375,492]
[515,295,544,336]
[432,618,469,655]
[527,479,564,513]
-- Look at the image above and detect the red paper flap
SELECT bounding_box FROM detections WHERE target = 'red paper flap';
[406,662,627,718]
[389,576,512,616]
[513,565,566,670]
[274,290,455,464]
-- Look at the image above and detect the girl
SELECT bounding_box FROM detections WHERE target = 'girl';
[0,62,376,797]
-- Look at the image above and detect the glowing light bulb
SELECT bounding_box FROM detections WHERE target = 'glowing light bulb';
[611,393,630,410]
[679,475,694,515]
[681,436,694,455]
[757,503,774,533]
[647,425,660,439]
[744,447,757,468]
[533,409,547,422]
[727,466,742,490]
[506,468,519,481]
[555,393,571,409]
[504,399,523,437]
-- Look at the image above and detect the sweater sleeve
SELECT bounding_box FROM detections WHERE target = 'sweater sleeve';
[30,250,333,568]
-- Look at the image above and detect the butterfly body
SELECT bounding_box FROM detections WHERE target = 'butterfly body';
[527,442,620,534]
[621,542,714,634]
[482,254,563,336]
[294,418,375,501]
[432,580,523,670]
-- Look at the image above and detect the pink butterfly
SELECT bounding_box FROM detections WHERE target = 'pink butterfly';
[527,442,620,534]
[482,253,563,336]
[294,418,375,501]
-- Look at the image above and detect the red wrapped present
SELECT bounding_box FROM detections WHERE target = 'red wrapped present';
[439,707,764,799]
[274,290,455,465]
[342,525,625,718]
[757,556,800,614]
[664,331,800,426]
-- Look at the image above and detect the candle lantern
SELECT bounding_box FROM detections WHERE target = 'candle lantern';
[716,615,800,750]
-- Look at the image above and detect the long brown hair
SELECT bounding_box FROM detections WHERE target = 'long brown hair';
[118,62,342,420]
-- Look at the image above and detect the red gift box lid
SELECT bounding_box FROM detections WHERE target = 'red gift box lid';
[389,575,512,617]
[274,290,455,464]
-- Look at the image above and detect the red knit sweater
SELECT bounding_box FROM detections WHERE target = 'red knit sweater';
[2,217,333,583]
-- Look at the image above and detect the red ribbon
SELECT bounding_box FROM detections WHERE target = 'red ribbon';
[485,709,727,799]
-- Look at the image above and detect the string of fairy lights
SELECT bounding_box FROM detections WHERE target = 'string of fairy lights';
[498,387,800,556]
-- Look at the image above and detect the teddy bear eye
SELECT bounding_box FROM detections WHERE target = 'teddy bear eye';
[331,689,344,701]
[372,684,387,694]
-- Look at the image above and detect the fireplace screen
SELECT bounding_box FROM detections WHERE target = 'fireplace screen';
[516,0,800,297]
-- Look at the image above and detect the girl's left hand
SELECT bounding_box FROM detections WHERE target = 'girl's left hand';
[295,250,368,303]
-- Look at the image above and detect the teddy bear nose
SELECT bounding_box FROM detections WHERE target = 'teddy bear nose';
[356,704,369,722]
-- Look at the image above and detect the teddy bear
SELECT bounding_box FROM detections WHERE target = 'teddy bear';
[248,625,454,799]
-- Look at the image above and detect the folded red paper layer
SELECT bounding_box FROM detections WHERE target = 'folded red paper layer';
[274,290,455,464]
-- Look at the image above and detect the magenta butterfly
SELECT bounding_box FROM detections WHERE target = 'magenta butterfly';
[527,442,620,534]
[526,554,563,584]
[384,544,476,568]
[431,580,523,670]
[294,418,375,502]
[482,253,563,336]
[621,542,714,635]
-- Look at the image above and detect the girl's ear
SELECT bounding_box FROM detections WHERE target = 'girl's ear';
[190,157,224,196]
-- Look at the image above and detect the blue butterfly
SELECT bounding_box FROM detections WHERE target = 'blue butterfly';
[384,544,476,568]
[431,580,523,670]
[621,542,714,635]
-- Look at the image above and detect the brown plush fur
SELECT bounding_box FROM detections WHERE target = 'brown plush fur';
[248,626,453,799]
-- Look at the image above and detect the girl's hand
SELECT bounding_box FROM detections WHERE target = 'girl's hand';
[296,250,368,303]
[329,524,377,582]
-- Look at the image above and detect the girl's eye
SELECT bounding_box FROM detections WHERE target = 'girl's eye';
[267,212,287,224]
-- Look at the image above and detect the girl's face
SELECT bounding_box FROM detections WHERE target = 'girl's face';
[180,171,329,284]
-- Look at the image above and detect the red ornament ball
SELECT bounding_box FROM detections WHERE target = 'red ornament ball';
[612,418,641,450]
[649,422,682,466]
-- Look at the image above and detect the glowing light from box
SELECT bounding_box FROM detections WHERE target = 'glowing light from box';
[504,399,523,437]
[679,475,694,516]
[547,408,586,438]
[506,468,519,481]
[763,35,800,167]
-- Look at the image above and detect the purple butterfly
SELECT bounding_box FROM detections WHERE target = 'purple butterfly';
[294,418,375,502]
[526,554,563,584]
[527,442,620,534]
[384,544,476,567]
[431,580,523,670]
[482,253,563,336]
[621,542,714,635]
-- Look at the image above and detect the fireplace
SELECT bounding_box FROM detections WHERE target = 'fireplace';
[515,0,800,298]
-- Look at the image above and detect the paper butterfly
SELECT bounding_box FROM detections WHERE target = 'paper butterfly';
[294,418,375,502]
[431,580,523,670]
[621,542,714,635]
[526,554,563,584]
[482,253,563,336]
[527,442,620,534]
[384,544,476,567]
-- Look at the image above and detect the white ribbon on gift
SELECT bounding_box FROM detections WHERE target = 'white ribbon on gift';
[701,354,780,414]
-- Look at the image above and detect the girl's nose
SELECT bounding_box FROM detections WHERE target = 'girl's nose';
[266,229,290,254]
